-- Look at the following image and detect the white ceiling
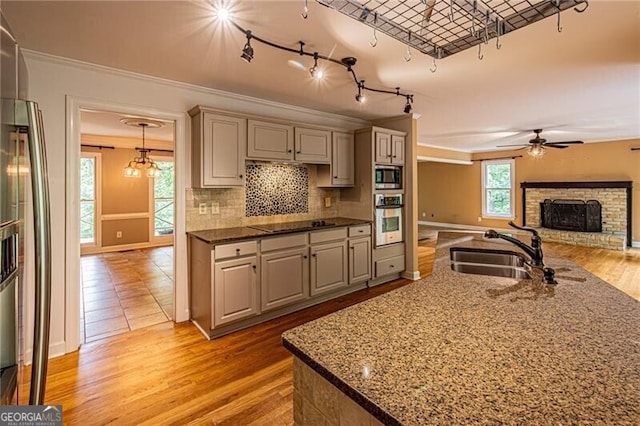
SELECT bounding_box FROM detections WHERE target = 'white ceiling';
[3,0,639,152]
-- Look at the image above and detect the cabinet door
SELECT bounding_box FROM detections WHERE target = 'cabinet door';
[391,134,405,166]
[247,120,294,161]
[310,241,348,296]
[349,237,372,284]
[213,256,258,326]
[261,247,309,311]
[201,113,246,187]
[331,132,354,186]
[375,132,392,164]
[295,128,331,164]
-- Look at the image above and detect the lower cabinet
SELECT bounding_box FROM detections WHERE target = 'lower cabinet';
[310,241,348,296]
[213,256,259,326]
[261,247,309,311]
[349,236,371,284]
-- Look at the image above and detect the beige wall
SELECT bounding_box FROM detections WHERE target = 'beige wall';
[418,138,640,242]
[82,140,173,248]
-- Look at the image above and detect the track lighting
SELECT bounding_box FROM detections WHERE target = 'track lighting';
[309,52,324,80]
[355,80,365,103]
[225,20,413,114]
[217,7,230,21]
[241,30,254,63]
[403,95,413,114]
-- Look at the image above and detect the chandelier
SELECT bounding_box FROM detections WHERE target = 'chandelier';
[121,118,164,178]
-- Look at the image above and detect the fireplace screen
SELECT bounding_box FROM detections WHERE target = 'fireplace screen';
[540,199,602,232]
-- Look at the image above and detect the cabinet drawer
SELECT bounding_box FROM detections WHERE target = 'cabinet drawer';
[261,233,308,252]
[375,255,405,277]
[374,242,405,260]
[310,227,347,244]
[214,240,257,260]
[348,225,371,237]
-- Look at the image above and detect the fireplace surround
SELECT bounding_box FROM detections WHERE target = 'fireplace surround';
[521,181,632,249]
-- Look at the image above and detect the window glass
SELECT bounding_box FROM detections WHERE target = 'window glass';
[482,159,514,218]
[153,160,174,236]
[80,156,96,244]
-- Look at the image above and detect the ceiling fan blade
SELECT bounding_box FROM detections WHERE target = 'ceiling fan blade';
[545,145,569,149]
[497,143,530,147]
[545,140,584,145]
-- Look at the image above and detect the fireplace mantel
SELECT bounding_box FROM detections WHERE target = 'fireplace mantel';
[520,181,632,247]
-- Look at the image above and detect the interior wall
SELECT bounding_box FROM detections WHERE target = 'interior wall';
[418,138,640,242]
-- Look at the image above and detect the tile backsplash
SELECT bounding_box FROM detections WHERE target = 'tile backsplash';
[186,164,340,232]
[245,163,308,217]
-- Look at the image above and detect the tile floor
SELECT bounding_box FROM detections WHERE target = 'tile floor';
[80,246,174,343]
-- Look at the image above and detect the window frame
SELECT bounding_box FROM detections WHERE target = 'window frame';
[148,156,175,244]
[79,151,102,252]
[481,158,515,219]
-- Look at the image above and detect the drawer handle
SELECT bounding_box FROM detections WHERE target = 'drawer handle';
[252,264,256,270]
[312,254,317,257]
[334,176,338,179]
[390,264,395,268]
[296,151,301,154]
[288,149,292,153]
[358,230,363,233]
[303,255,308,259]
[235,248,241,254]
[239,174,243,179]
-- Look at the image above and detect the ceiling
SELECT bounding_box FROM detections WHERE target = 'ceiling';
[3,0,639,152]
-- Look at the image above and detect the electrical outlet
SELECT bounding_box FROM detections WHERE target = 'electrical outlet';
[477,216,482,222]
[324,197,331,208]
[116,231,122,239]
[199,203,207,215]
[422,212,426,217]
[211,202,220,214]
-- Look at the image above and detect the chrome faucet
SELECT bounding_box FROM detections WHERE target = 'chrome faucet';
[485,221,557,284]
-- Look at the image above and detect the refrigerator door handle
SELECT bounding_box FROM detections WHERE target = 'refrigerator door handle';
[25,101,52,405]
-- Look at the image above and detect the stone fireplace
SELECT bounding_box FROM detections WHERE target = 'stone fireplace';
[521,181,632,250]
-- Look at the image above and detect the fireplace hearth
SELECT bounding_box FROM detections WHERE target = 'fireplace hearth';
[540,199,602,232]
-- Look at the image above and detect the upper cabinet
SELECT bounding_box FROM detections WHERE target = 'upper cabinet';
[375,131,405,166]
[190,107,246,188]
[247,120,294,161]
[294,127,331,164]
[317,131,354,187]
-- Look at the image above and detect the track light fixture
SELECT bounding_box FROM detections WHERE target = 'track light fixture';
[309,52,324,80]
[403,95,413,114]
[355,80,365,103]
[223,16,414,114]
[241,30,254,63]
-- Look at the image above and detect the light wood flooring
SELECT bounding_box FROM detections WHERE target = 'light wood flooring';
[80,247,174,343]
[19,238,638,424]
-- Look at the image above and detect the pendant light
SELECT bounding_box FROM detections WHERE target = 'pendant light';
[121,118,164,178]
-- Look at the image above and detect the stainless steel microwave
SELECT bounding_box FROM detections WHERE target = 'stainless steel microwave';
[375,165,402,189]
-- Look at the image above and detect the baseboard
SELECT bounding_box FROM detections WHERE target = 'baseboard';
[632,241,640,248]
[22,340,67,366]
[401,270,420,281]
[82,240,173,255]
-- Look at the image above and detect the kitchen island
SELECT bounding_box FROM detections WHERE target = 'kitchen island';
[282,234,640,425]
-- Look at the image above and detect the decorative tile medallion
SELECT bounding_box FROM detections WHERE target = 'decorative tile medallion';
[246,164,309,216]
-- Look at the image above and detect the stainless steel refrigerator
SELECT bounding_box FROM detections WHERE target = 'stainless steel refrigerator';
[1,11,52,405]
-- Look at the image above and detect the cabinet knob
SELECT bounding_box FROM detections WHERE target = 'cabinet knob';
[390,265,395,268]
[236,248,241,254]
[239,174,243,179]
[350,246,354,249]
[296,151,301,154]
[252,264,256,270]
[288,149,292,153]
[333,176,338,179]
[358,230,363,233]
[312,254,316,257]
[303,255,308,259]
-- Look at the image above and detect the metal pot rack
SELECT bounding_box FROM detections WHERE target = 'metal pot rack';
[317,0,589,59]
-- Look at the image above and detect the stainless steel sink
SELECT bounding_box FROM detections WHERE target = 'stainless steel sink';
[450,248,531,280]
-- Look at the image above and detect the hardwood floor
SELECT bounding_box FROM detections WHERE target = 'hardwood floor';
[18,238,638,425]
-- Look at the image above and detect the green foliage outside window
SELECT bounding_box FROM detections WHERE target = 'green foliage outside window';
[80,157,95,244]
[485,162,513,216]
[154,160,174,236]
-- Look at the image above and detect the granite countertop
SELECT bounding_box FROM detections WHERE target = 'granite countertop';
[187,217,371,245]
[282,234,640,425]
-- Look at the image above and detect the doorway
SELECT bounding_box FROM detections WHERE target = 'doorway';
[77,109,175,343]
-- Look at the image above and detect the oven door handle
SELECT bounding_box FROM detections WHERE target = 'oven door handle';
[375,204,404,209]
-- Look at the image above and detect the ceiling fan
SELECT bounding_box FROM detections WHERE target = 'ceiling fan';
[497,129,584,157]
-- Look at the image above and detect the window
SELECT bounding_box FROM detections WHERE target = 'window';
[152,159,174,238]
[482,159,515,218]
[80,153,100,245]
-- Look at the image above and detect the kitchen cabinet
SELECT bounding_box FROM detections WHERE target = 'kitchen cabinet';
[310,228,348,296]
[261,246,309,312]
[317,131,354,187]
[374,242,405,279]
[190,108,246,188]
[348,224,372,284]
[294,127,331,164]
[247,119,294,161]
[213,256,259,326]
[375,131,405,166]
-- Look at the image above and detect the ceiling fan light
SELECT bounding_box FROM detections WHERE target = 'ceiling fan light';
[528,144,546,158]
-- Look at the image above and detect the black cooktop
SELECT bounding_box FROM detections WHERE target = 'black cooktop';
[249,220,335,233]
